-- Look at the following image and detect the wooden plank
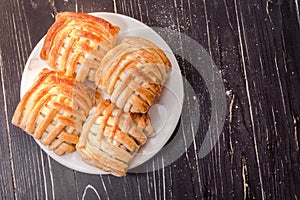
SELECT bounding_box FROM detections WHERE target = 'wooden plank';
[47,160,77,200]
[0,42,15,200]
[1,1,55,199]
[113,0,300,199]
[0,0,299,199]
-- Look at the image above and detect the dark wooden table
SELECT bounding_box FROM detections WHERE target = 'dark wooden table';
[1,0,300,199]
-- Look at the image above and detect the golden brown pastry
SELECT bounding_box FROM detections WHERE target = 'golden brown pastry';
[12,69,95,156]
[40,12,120,82]
[95,36,172,113]
[76,99,153,176]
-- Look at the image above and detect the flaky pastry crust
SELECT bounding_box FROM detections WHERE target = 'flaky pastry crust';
[40,12,120,82]
[95,36,171,113]
[76,99,153,176]
[12,69,95,155]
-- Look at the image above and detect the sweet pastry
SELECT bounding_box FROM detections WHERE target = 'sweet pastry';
[76,99,153,176]
[13,13,171,175]
[40,12,120,82]
[12,69,96,155]
[95,36,172,113]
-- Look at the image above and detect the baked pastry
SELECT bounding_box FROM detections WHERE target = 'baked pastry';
[12,69,95,155]
[40,12,120,82]
[76,99,153,176]
[95,36,172,113]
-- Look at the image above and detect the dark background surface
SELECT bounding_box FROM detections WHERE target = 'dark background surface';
[1,0,300,199]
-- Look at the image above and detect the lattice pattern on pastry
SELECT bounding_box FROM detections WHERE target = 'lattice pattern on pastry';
[40,12,120,82]
[95,36,172,113]
[12,69,94,155]
[76,99,153,176]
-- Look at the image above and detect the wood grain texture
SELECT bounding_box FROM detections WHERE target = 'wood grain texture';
[0,0,299,199]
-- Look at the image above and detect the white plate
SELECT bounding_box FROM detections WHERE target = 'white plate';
[21,12,184,174]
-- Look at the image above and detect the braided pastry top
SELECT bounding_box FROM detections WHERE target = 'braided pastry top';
[12,69,95,155]
[95,36,172,113]
[76,99,153,176]
[40,12,120,82]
